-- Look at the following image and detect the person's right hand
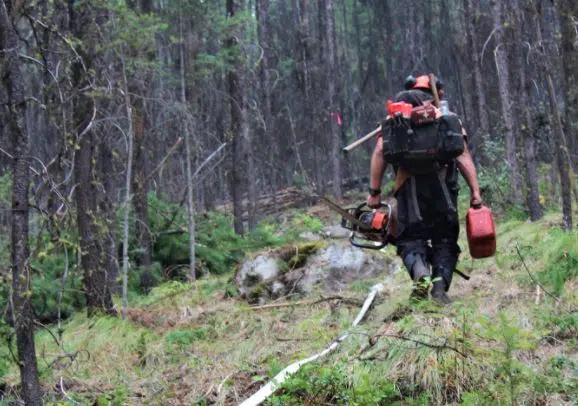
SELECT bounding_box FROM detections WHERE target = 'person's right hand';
[367,194,381,208]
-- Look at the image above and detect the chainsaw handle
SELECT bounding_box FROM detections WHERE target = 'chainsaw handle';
[349,233,387,250]
[360,201,388,210]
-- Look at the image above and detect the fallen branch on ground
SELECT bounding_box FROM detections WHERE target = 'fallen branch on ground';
[363,333,467,358]
[515,244,560,303]
[239,283,385,406]
[250,295,364,310]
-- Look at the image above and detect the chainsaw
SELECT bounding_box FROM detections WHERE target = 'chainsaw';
[321,196,397,250]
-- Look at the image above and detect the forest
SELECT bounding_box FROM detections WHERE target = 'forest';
[0,0,577,404]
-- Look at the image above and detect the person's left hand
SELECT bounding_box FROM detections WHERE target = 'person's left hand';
[470,191,482,208]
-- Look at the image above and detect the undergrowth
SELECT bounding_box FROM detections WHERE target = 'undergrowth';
[1,193,577,404]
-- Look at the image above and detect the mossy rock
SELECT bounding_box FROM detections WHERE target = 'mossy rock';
[276,241,327,273]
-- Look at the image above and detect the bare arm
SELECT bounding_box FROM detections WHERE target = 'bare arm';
[456,142,482,206]
[367,135,386,207]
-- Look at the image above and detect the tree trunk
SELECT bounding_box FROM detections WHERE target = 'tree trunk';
[120,54,135,318]
[464,0,490,153]
[99,140,119,292]
[325,0,342,198]
[256,0,277,196]
[129,0,154,293]
[546,74,573,230]
[131,105,153,291]
[180,4,196,281]
[227,0,246,236]
[558,0,578,162]
[490,0,523,203]
[535,4,573,229]
[512,1,543,220]
[1,1,43,403]
[70,0,114,316]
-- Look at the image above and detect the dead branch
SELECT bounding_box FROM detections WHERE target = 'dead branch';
[250,295,363,311]
[361,333,467,359]
[515,244,560,303]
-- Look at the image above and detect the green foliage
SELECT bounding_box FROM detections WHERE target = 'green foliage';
[165,327,210,347]
[266,363,400,405]
[0,231,84,324]
[149,193,322,280]
[0,320,11,380]
[94,385,129,406]
[536,228,578,294]
[99,0,167,60]
[0,172,11,269]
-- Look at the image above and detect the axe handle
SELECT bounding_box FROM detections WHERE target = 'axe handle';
[342,125,382,153]
[429,73,441,108]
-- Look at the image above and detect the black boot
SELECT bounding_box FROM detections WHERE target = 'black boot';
[431,266,452,305]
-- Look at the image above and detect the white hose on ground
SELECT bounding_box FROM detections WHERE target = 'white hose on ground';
[239,283,385,406]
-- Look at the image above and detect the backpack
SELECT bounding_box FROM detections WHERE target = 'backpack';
[381,93,464,173]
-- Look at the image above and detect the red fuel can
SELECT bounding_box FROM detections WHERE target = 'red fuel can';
[466,205,496,258]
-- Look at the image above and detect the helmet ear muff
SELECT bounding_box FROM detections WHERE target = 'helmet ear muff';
[404,75,416,90]
[436,78,444,90]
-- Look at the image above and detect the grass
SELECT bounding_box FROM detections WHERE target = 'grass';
[1,205,577,405]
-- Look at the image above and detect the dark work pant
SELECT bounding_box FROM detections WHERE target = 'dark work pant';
[394,171,461,289]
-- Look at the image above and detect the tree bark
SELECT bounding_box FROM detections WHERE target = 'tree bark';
[535,3,573,229]
[227,0,246,236]
[325,0,342,198]
[130,0,154,292]
[512,1,543,220]
[99,140,119,292]
[464,0,490,151]
[180,2,196,281]
[558,0,578,162]
[70,0,114,316]
[490,0,523,202]
[1,1,43,403]
[120,54,135,318]
[256,0,277,195]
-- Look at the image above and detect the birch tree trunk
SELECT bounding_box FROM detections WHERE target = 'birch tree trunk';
[0,1,43,402]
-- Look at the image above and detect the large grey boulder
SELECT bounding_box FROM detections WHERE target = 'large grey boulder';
[236,255,280,298]
[236,241,394,303]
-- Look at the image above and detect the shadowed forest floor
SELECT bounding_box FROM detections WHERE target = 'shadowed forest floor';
[1,200,577,405]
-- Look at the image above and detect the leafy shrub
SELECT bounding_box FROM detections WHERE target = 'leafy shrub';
[165,327,210,347]
[267,364,399,406]
[537,228,578,295]
[0,235,84,324]
[149,194,288,277]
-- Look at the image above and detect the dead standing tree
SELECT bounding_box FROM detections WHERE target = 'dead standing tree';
[0,0,43,403]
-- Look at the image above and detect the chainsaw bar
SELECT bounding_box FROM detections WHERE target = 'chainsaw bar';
[320,196,371,231]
